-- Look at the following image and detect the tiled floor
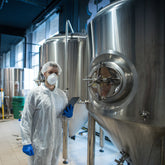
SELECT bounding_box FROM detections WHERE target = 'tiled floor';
[0,118,127,165]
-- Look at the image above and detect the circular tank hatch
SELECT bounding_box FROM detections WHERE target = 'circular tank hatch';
[88,51,137,110]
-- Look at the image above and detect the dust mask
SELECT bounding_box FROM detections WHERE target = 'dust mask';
[47,73,58,85]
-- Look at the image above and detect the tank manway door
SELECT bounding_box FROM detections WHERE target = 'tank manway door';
[86,52,138,111]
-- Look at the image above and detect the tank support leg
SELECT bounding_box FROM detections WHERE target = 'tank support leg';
[99,127,104,152]
[63,118,68,164]
[87,113,95,165]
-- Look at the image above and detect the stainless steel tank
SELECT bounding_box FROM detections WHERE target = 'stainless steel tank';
[40,34,89,100]
[39,34,89,136]
[87,0,165,164]
[1,68,24,113]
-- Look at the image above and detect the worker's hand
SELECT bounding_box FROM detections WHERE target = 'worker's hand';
[63,104,74,118]
[22,144,34,156]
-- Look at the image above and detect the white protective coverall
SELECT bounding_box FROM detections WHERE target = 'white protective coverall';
[20,84,68,165]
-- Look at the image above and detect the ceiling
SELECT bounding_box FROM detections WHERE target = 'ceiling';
[0,0,61,55]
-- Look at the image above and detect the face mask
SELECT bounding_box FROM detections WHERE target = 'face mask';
[47,73,58,85]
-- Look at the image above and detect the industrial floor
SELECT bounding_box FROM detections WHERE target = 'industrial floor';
[0,118,127,165]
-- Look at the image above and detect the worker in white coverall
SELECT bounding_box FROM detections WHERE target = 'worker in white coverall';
[20,61,73,165]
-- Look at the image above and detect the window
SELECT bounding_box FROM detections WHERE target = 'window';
[5,51,10,67]
[32,22,46,83]
[87,0,110,24]
[0,56,2,68]
[48,13,59,37]
[31,12,59,87]
[15,40,24,68]
[2,53,6,68]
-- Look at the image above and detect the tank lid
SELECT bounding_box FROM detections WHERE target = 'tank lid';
[88,0,131,26]
[46,33,87,43]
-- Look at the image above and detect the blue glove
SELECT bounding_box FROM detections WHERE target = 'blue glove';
[63,104,74,118]
[22,144,34,156]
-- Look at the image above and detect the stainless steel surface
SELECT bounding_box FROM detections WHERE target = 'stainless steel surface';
[40,33,89,163]
[64,20,74,92]
[40,33,89,136]
[87,0,165,164]
[87,113,95,165]
[87,51,137,110]
[40,34,89,101]
[1,68,24,112]
[89,109,165,165]
[69,103,88,137]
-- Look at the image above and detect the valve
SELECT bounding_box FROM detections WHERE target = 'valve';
[115,151,129,165]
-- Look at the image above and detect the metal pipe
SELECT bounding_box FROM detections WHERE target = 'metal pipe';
[0,0,5,10]
[99,127,104,152]
[24,37,26,68]
[87,113,95,165]
[62,20,75,163]
[67,20,74,33]
[64,20,74,90]
[64,21,68,92]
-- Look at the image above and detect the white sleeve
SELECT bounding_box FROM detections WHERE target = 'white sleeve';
[20,90,35,145]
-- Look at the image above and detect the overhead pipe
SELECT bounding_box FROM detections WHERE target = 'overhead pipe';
[0,0,7,10]
[0,0,5,10]
[23,37,26,68]
[64,20,74,92]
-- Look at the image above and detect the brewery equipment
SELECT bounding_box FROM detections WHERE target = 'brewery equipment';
[0,68,33,116]
[39,31,90,162]
[39,33,89,131]
[39,33,89,101]
[87,0,165,164]
[1,68,24,114]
